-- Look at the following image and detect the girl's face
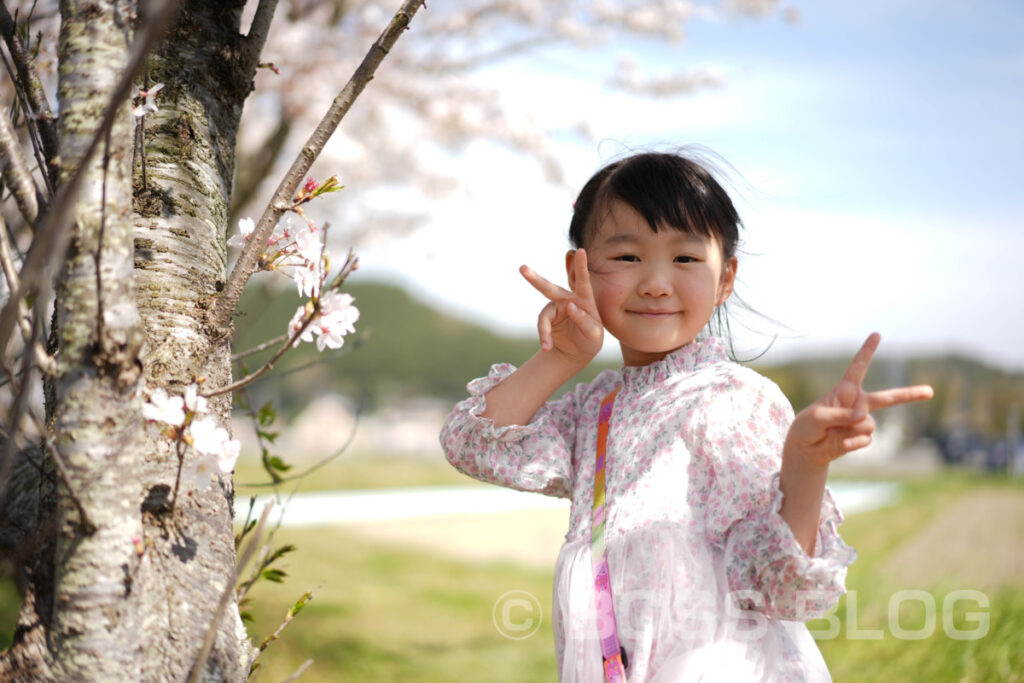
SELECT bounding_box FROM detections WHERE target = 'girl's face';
[568,199,737,367]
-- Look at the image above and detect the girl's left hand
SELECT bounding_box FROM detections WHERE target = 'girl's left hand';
[785,332,934,467]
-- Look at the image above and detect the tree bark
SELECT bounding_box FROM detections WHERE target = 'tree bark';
[45,0,145,680]
[2,0,256,679]
[129,1,254,679]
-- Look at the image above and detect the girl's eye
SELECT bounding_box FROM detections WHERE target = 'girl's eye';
[614,255,639,262]
[674,256,696,264]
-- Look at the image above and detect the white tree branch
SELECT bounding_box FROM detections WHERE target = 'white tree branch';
[0,1,59,187]
[241,0,280,80]
[0,106,41,224]
[0,212,55,374]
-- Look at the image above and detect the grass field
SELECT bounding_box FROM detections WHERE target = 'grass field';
[2,461,1023,682]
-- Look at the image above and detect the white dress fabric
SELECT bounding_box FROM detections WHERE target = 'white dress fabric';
[439,337,855,682]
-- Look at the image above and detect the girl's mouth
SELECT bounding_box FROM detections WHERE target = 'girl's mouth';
[631,310,677,318]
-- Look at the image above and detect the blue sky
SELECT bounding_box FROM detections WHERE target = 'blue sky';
[354,0,1024,371]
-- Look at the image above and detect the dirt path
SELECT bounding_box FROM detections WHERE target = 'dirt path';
[345,484,1024,590]
[879,488,1024,592]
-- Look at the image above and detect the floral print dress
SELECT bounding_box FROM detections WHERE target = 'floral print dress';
[440,337,855,682]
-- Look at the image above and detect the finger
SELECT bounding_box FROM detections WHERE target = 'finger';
[572,249,595,303]
[841,434,872,452]
[841,332,881,386]
[566,300,603,340]
[520,265,571,303]
[810,404,868,427]
[537,301,557,351]
[866,384,935,410]
[838,413,876,438]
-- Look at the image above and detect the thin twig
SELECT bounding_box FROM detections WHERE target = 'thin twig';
[0,49,51,202]
[0,0,180,361]
[280,659,313,683]
[239,329,366,390]
[0,14,52,201]
[210,0,426,330]
[0,301,51,515]
[240,0,279,81]
[236,397,363,488]
[0,105,40,223]
[0,0,59,188]
[254,583,318,655]
[29,411,97,533]
[204,311,314,399]
[188,498,274,683]
[170,436,186,507]
[138,114,147,191]
[204,253,357,399]
[230,332,289,361]
[0,212,55,374]
[95,126,112,348]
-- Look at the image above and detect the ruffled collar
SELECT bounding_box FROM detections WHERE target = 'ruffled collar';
[619,336,729,390]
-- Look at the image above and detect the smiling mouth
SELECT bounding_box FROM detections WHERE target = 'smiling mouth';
[630,310,678,318]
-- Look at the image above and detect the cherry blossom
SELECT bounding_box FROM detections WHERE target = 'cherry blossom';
[266,216,295,248]
[132,83,164,117]
[228,214,327,297]
[228,217,255,248]
[218,439,241,473]
[288,292,359,351]
[293,222,323,264]
[279,221,327,296]
[288,303,316,347]
[183,453,218,490]
[189,415,231,456]
[184,383,208,414]
[142,388,185,426]
[288,261,323,298]
[313,292,360,351]
[184,416,241,490]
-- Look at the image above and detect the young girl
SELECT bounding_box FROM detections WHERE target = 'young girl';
[439,152,932,682]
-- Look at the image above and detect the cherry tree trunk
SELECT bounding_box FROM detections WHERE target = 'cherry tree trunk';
[1,0,256,679]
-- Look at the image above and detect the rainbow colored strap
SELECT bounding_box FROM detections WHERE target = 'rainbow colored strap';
[593,387,627,683]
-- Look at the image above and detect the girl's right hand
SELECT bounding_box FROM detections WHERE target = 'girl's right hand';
[520,248,604,367]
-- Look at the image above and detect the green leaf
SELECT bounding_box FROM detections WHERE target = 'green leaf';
[234,517,257,548]
[257,401,276,426]
[288,590,314,618]
[261,568,287,583]
[267,544,297,563]
[268,456,291,472]
[234,498,259,548]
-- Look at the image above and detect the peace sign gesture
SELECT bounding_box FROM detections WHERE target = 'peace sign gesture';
[786,333,934,467]
[519,248,604,368]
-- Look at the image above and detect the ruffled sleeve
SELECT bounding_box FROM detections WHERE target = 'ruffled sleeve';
[438,363,579,498]
[696,369,856,621]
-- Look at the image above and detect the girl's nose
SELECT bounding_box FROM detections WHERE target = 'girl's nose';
[638,266,672,297]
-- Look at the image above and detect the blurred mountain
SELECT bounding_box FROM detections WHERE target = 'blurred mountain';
[232,278,617,415]
[234,279,1023,442]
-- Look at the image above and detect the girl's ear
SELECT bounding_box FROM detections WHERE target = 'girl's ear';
[565,250,578,291]
[716,256,738,305]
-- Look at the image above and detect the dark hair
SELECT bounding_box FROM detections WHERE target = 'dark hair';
[568,152,741,258]
[569,150,756,356]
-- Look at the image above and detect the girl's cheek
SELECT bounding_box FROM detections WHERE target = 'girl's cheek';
[590,268,631,286]
[592,278,631,304]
